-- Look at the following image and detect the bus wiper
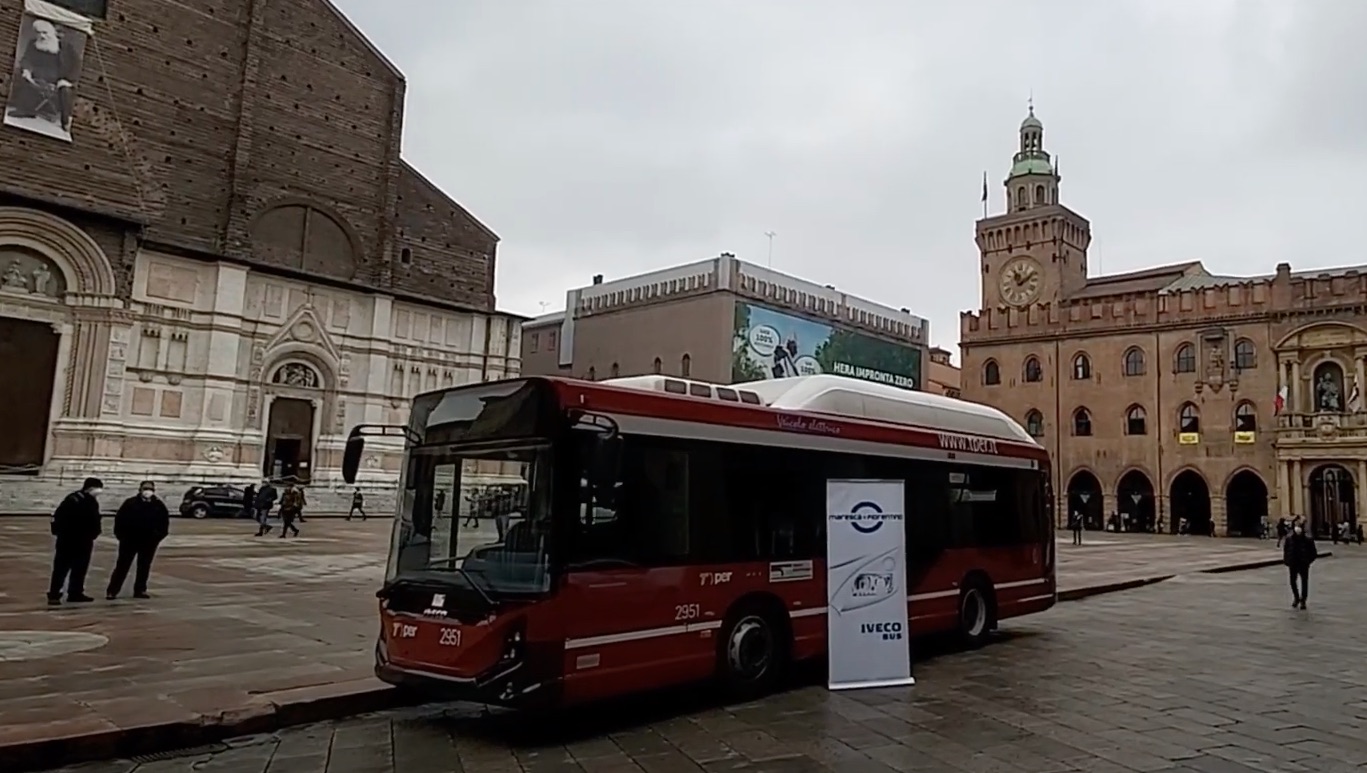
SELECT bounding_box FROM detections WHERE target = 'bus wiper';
[417,559,496,606]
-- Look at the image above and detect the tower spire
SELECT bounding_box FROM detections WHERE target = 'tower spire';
[1004,102,1058,212]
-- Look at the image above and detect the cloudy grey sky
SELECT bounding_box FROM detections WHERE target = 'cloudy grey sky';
[334,0,1365,357]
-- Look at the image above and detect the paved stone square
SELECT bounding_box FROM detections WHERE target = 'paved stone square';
[45,551,1367,773]
[0,514,1340,769]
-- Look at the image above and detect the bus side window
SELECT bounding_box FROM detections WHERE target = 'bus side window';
[898,459,949,562]
[571,436,692,567]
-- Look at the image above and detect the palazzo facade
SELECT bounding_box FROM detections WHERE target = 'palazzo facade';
[960,108,1367,538]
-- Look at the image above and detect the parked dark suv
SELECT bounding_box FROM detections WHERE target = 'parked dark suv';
[179,484,248,519]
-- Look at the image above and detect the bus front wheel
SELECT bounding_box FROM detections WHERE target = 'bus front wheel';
[957,579,996,649]
[717,603,788,699]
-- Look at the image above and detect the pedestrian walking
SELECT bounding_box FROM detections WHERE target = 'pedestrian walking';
[348,488,366,521]
[1283,521,1318,610]
[106,481,170,600]
[254,479,277,536]
[278,479,305,538]
[1069,510,1083,545]
[241,481,257,528]
[47,477,104,606]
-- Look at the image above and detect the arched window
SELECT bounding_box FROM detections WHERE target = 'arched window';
[1174,344,1196,373]
[1126,405,1147,435]
[1235,402,1257,432]
[1179,402,1200,433]
[610,362,620,378]
[1072,353,1092,380]
[1023,356,1043,383]
[1016,186,1026,209]
[983,360,1001,385]
[587,366,596,381]
[653,357,662,375]
[1073,407,1093,437]
[1025,410,1044,437]
[1123,347,1146,377]
[1034,184,1045,204]
[1234,339,1256,370]
[681,353,691,377]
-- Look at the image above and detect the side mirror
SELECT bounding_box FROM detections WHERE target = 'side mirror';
[342,434,365,484]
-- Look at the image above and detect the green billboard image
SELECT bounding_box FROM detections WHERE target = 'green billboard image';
[731,301,922,390]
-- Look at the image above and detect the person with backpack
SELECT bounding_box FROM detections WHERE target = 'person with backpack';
[47,477,104,606]
[253,480,277,537]
[347,488,366,521]
[278,479,305,538]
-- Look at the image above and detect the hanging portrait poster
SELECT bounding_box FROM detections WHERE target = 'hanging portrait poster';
[4,1,95,143]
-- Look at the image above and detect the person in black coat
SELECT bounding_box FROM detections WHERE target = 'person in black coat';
[47,476,104,606]
[1283,520,1318,610]
[105,481,171,600]
[254,480,278,537]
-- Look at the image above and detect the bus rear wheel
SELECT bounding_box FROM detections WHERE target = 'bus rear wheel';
[716,604,788,699]
[957,580,996,649]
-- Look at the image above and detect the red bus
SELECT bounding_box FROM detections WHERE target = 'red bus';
[342,373,1054,707]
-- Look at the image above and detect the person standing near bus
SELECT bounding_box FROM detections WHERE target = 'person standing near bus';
[1283,521,1316,609]
[348,488,366,521]
[278,481,304,538]
[47,477,104,606]
[106,481,169,600]
[1069,510,1083,546]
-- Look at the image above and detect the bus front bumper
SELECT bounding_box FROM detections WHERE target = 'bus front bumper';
[374,635,559,708]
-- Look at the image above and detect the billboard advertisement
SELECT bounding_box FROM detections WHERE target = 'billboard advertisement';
[731,301,922,389]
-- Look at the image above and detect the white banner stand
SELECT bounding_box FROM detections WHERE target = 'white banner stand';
[825,479,915,690]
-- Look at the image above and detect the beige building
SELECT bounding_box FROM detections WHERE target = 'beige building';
[926,347,961,399]
[522,254,931,391]
[961,108,1366,540]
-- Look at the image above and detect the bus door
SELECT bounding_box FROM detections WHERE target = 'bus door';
[558,441,696,701]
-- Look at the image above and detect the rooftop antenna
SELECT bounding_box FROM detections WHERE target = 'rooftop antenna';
[537,301,549,313]
[764,231,776,268]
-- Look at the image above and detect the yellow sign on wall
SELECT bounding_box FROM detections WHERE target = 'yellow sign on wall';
[1178,432,1200,445]
[1234,431,1256,444]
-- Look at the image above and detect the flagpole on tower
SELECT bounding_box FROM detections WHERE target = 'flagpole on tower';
[981,171,989,218]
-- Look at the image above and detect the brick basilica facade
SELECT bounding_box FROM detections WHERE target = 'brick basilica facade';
[0,0,520,512]
[961,108,1365,539]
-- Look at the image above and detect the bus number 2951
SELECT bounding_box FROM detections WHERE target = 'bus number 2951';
[675,604,701,621]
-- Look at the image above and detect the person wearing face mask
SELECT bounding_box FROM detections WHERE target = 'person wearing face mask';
[47,477,105,606]
[105,481,171,600]
[1283,518,1318,610]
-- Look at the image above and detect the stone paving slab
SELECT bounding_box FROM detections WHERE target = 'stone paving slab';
[0,518,1342,771]
[43,552,1367,772]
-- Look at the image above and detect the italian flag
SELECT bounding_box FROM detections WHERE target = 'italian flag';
[1274,384,1288,414]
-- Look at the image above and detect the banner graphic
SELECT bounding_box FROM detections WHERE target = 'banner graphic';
[825,479,914,690]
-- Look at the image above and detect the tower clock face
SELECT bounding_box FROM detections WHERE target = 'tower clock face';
[1000,258,1042,306]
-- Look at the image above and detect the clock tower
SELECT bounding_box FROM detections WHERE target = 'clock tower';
[975,105,1091,310]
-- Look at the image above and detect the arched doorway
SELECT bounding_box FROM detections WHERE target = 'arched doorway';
[264,362,322,483]
[1116,470,1156,533]
[1224,470,1269,538]
[1066,470,1104,531]
[1309,464,1356,540]
[1170,470,1212,536]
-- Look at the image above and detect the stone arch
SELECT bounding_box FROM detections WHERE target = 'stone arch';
[262,345,338,392]
[1274,321,1367,352]
[1168,467,1212,536]
[1115,467,1156,533]
[1065,468,1104,530]
[0,207,117,296]
[1224,468,1269,538]
[247,197,362,278]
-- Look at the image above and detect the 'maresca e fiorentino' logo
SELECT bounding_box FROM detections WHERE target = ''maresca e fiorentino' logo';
[830,500,903,534]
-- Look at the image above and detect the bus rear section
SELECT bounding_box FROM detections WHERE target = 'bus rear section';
[356,374,1055,708]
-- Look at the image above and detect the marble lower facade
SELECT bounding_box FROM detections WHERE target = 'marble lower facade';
[0,206,520,513]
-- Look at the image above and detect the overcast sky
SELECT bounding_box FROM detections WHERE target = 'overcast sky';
[333,0,1365,357]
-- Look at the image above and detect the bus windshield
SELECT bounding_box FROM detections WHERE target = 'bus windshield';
[385,380,555,598]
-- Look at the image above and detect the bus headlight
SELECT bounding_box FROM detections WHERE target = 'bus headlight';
[499,623,525,665]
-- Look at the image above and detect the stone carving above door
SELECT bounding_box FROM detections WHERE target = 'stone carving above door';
[0,250,65,299]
